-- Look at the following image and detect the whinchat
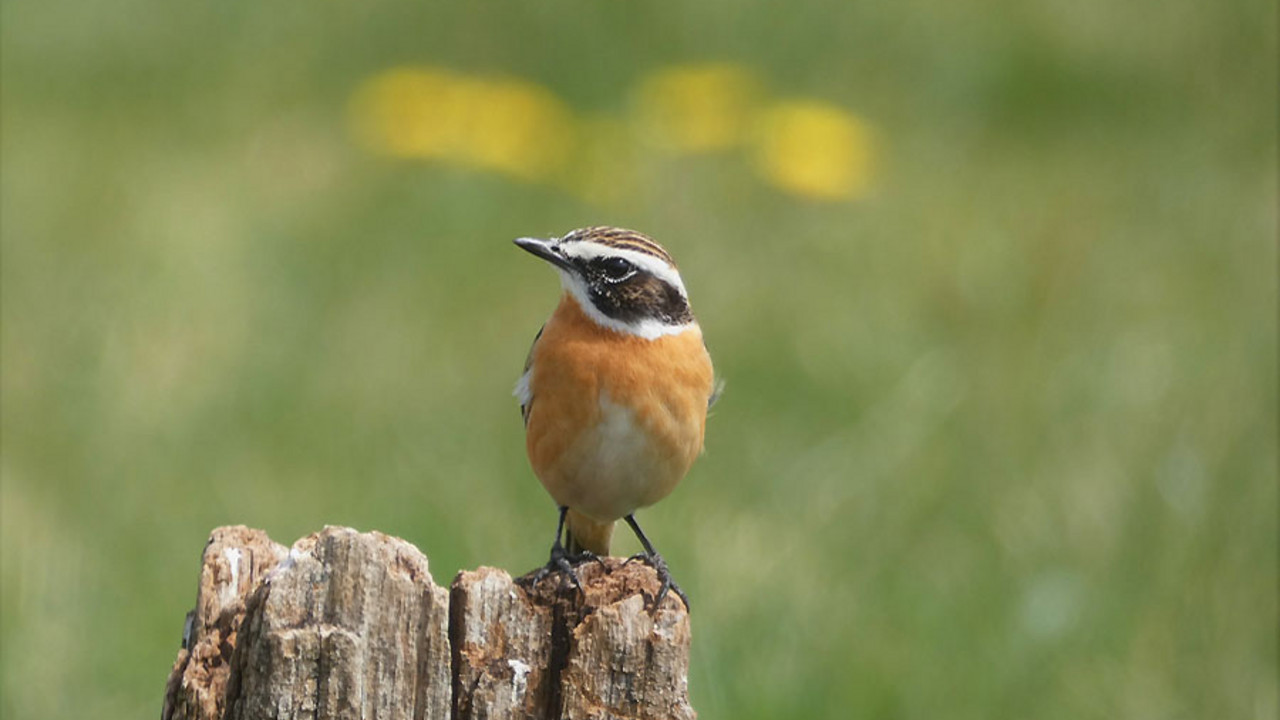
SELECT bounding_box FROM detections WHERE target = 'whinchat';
[514,226,717,609]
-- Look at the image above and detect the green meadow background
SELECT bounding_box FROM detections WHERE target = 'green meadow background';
[2,1,1275,717]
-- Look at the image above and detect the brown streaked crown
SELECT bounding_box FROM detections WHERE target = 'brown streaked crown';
[559,226,679,269]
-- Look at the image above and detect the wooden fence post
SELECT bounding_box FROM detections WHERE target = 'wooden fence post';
[162,526,695,720]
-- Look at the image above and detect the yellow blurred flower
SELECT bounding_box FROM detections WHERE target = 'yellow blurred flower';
[455,77,576,181]
[635,64,760,153]
[348,67,467,159]
[348,67,576,182]
[348,64,878,204]
[753,101,875,201]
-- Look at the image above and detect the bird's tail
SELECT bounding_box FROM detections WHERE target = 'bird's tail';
[565,509,614,556]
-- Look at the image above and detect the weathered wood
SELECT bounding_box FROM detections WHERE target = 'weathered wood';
[163,526,289,720]
[163,526,695,720]
[452,560,693,720]
[222,527,453,720]
[554,570,693,720]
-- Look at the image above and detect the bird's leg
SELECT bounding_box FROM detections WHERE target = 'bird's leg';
[529,506,584,592]
[623,514,690,612]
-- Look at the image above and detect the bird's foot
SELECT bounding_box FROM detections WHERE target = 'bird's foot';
[625,551,689,612]
[573,548,610,571]
[528,544,607,594]
[528,541,582,591]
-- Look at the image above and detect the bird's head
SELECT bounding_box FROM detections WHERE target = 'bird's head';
[515,226,695,339]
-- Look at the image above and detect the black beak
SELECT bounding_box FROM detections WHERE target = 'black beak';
[514,237,575,273]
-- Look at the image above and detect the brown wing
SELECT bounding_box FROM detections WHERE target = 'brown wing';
[518,325,543,426]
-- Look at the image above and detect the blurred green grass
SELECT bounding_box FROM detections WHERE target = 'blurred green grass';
[2,0,1275,718]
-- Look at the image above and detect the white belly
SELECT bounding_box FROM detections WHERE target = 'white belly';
[557,393,674,521]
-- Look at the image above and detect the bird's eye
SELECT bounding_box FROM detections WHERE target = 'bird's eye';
[599,257,634,281]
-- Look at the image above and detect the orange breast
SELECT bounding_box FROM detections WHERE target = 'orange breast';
[524,294,715,522]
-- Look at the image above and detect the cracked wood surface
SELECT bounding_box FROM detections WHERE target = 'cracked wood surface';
[162,526,694,720]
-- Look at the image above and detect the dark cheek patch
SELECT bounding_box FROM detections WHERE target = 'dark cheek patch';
[589,274,692,326]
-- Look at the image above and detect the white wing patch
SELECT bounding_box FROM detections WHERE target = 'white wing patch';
[514,369,532,409]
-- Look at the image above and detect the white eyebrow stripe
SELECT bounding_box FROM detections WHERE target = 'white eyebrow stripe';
[559,241,688,297]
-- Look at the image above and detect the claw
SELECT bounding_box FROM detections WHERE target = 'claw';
[622,514,690,613]
[631,550,690,612]
[574,549,610,572]
[529,539,584,592]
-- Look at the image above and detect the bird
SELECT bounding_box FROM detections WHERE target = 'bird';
[513,226,718,610]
